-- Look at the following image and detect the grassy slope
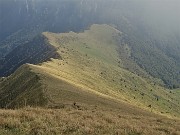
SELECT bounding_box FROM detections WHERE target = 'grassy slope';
[33,24,179,118]
[3,65,179,135]
[0,65,48,109]
[0,24,180,134]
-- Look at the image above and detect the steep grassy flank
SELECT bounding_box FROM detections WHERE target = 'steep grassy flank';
[29,64,136,110]
[0,63,155,115]
[0,107,179,135]
[0,65,48,109]
[38,24,180,118]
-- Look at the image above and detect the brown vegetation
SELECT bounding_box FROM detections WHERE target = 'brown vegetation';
[0,107,179,135]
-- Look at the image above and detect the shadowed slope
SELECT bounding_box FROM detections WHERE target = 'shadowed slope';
[0,35,60,77]
[0,65,47,108]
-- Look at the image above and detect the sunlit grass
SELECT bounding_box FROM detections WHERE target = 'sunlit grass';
[34,24,180,118]
[0,107,179,135]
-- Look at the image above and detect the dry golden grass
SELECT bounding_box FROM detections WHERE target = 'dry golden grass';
[0,24,180,135]
[0,107,179,135]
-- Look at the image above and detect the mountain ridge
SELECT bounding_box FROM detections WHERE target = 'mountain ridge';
[0,24,179,119]
[1,0,180,88]
[0,1,180,134]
